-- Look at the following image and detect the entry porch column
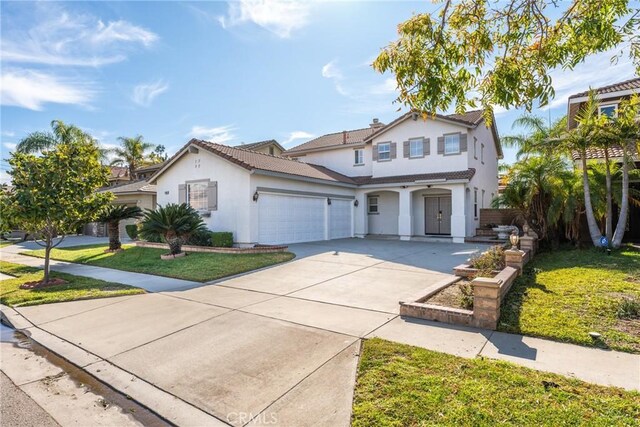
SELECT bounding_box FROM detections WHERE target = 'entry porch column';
[398,188,412,241]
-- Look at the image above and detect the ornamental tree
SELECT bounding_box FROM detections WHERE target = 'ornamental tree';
[7,140,112,284]
[373,0,639,119]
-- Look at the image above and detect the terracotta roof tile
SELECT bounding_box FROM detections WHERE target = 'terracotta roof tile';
[286,127,378,154]
[135,162,165,173]
[109,166,129,179]
[237,139,285,152]
[569,77,640,99]
[352,169,475,185]
[571,145,636,161]
[189,139,357,185]
[100,180,156,194]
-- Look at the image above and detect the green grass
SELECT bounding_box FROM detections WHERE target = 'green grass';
[24,244,296,282]
[0,241,14,248]
[0,261,144,307]
[499,247,640,353]
[352,338,640,426]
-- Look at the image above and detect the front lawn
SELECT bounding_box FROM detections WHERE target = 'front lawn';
[0,241,14,248]
[24,244,296,282]
[352,338,640,426]
[0,261,144,307]
[499,247,640,353]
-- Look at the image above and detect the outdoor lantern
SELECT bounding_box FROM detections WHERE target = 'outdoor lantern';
[253,191,259,202]
[510,232,520,249]
[354,199,359,207]
[327,198,332,205]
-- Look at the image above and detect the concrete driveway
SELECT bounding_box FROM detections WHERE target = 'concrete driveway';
[14,238,487,426]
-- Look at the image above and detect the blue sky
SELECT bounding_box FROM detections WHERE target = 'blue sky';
[1,1,637,182]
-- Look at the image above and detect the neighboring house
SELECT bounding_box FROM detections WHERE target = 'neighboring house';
[150,110,501,245]
[135,162,166,180]
[107,166,130,187]
[85,180,157,238]
[237,140,285,156]
[568,77,640,242]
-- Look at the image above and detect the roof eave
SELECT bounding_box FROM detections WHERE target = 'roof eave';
[285,142,367,156]
[251,169,357,188]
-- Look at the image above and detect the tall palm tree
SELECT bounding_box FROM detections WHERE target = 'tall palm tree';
[17,120,96,153]
[502,114,567,160]
[139,204,206,256]
[611,95,640,248]
[110,135,155,179]
[97,204,143,251]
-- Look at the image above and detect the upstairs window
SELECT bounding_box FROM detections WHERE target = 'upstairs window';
[368,196,379,214]
[378,143,391,161]
[187,182,208,211]
[354,149,364,165]
[599,104,617,118]
[444,134,460,154]
[409,138,423,158]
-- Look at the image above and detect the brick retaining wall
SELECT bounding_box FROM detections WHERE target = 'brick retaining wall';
[134,241,289,254]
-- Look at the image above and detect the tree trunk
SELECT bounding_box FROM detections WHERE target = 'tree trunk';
[108,221,121,251]
[43,244,52,284]
[612,145,630,248]
[604,149,613,241]
[166,237,182,255]
[581,152,603,246]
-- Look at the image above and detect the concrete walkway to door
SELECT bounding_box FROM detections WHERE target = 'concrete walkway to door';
[2,238,638,427]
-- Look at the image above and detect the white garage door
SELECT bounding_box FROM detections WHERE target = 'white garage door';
[258,194,326,244]
[329,199,352,239]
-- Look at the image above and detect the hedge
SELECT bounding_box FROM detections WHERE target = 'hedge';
[211,232,233,248]
[125,224,138,240]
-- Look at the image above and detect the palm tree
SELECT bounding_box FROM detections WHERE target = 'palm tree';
[17,120,96,153]
[98,204,143,251]
[502,114,567,160]
[611,95,640,248]
[139,203,206,256]
[110,136,155,179]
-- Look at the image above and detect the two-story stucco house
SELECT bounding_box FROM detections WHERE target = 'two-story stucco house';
[149,110,501,245]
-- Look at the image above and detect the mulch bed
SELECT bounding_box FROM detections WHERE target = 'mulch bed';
[20,278,68,289]
[424,280,474,310]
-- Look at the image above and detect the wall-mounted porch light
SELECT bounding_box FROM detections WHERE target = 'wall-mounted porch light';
[354,199,359,207]
[253,191,259,202]
[327,198,332,205]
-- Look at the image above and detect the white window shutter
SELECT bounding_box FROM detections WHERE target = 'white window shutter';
[207,181,218,211]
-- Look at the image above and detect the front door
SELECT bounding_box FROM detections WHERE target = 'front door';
[424,196,452,235]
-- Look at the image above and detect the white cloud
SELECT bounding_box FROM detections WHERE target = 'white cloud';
[218,0,310,38]
[132,80,169,107]
[1,131,15,138]
[3,142,17,152]
[1,9,158,67]
[283,131,315,146]
[369,78,397,95]
[187,125,236,144]
[0,169,11,185]
[0,69,94,110]
[321,59,349,96]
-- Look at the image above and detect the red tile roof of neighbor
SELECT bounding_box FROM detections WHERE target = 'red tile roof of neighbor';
[571,145,636,161]
[286,109,490,155]
[568,77,640,99]
[109,166,129,179]
[100,180,156,194]
[237,139,286,152]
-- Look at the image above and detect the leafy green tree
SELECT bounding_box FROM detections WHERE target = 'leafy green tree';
[139,203,206,256]
[148,145,168,164]
[97,204,143,251]
[373,1,639,119]
[110,135,155,179]
[7,141,111,284]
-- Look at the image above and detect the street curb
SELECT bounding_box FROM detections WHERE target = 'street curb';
[0,304,229,426]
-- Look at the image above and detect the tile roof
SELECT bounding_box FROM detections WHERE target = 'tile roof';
[135,162,165,173]
[100,180,156,194]
[352,169,475,185]
[569,77,640,99]
[186,139,357,185]
[237,139,285,152]
[571,145,636,161]
[286,127,378,154]
[109,166,129,179]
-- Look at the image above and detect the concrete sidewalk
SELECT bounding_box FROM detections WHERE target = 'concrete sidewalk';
[0,238,201,292]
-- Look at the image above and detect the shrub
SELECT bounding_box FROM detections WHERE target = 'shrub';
[617,297,640,319]
[470,245,505,277]
[187,229,213,246]
[125,224,138,240]
[459,282,474,309]
[211,232,233,248]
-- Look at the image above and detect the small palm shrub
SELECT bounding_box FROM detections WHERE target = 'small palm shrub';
[98,204,143,251]
[139,203,206,255]
[470,245,505,277]
[125,224,138,240]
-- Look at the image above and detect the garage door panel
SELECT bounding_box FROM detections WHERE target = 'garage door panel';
[329,199,352,239]
[258,194,325,244]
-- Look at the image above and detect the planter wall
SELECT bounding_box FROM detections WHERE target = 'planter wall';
[135,241,288,254]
